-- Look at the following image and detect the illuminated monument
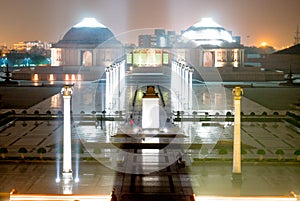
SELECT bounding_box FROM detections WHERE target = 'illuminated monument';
[50,17,244,70]
[11,17,284,82]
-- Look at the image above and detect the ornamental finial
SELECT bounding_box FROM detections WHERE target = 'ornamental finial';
[232,86,243,100]
[61,85,73,96]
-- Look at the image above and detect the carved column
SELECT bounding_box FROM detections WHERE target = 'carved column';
[232,86,243,176]
[61,85,73,192]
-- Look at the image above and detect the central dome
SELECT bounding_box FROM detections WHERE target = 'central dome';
[182,18,233,46]
[54,18,116,46]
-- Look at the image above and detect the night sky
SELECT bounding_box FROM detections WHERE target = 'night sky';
[1,0,299,49]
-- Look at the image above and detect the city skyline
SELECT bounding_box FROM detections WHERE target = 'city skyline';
[1,0,300,49]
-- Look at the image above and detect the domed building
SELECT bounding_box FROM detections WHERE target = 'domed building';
[176,18,244,68]
[182,18,233,46]
[51,18,123,67]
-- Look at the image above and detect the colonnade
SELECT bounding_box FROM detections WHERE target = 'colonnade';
[105,60,126,113]
[171,60,194,112]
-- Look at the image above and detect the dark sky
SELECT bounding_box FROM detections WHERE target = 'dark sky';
[1,0,299,49]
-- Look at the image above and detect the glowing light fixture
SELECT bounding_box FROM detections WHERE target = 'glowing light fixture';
[49,74,55,81]
[33,74,39,81]
[73,17,106,28]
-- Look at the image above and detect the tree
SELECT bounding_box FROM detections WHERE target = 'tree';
[192,111,197,123]
[22,110,27,127]
[294,150,300,161]
[241,149,247,160]
[0,147,8,159]
[275,149,285,161]
[226,111,232,117]
[46,110,51,126]
[18,147,28,159]
[218,148,228,160]
[257,149,266,161]
[37,147,47,160]
[93,147,101,155]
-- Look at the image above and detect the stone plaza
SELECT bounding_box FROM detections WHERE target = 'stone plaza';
[0,80,300,200]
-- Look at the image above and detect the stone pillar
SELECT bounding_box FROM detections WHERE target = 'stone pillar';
[181,64,185,111]
[105,67,110,111]
[119,60,126,111]
[184,65,189,110]
[61,85,73,185]
[232,86,243,176]
[109,65,114,111]
[189,67,194,110]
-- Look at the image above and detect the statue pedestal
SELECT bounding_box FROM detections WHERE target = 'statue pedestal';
[142,86,160,129]
[62,171,73,194]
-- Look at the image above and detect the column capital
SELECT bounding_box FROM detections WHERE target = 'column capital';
[61,85,73,96]
[232,86,243,100]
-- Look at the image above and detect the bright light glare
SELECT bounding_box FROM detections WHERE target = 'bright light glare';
[194,17,221,28]
[74,177,79,183]
[182,17,233,46]
[261,41,268,46]
[55,177,60,183]
[73,18,106,28]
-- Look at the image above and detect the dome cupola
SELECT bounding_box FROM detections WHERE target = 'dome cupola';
[182,18,233,46]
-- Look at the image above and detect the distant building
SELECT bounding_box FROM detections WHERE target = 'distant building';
[262,44,300,73]
[138,29,180,48]
[244,46,276,67]
[13,41,51,52]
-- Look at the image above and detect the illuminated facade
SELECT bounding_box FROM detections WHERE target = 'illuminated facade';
[51,18,123,67]
[13,17,271,81]
[51,17,243,69]
[175,18,244,68]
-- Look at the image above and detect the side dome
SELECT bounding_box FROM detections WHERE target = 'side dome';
[54,18,116,46]
[181,18,233,46]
